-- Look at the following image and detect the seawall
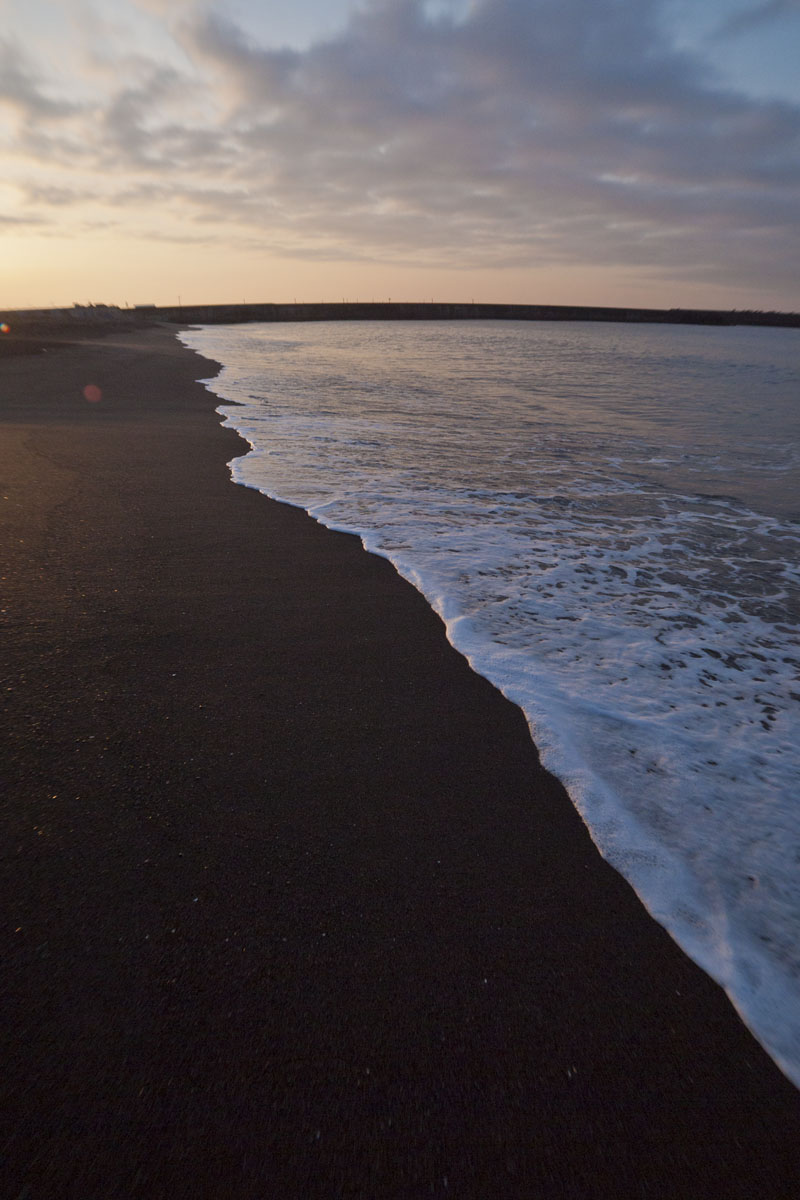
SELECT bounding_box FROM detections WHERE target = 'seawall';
[3,300,799,331]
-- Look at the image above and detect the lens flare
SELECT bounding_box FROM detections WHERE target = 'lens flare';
[83,384,102,403]
[0,323,10,333]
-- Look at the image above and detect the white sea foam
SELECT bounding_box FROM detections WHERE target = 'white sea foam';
[181,319,800,1088]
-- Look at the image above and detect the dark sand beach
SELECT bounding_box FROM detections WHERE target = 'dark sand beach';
[2,326,799,1198]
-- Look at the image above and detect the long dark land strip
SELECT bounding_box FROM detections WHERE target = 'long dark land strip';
[2,327,799,1198]
[4,299,800,331]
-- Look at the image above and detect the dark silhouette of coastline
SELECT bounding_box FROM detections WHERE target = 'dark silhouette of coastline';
[3,300,799,334]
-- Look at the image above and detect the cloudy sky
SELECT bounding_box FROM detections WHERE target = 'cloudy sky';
[1,0,799,310]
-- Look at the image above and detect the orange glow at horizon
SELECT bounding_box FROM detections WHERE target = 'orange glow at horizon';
[1,230,791,316]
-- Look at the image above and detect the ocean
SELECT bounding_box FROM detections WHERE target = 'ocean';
[180,319,800,1088]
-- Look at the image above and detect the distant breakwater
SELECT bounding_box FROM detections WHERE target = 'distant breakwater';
[151,301,800,329]
[3,300,799,331]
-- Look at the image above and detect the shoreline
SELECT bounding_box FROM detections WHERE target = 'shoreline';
[2,326,799,1197]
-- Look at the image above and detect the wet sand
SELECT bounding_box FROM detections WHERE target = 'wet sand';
[2,326,799,1198]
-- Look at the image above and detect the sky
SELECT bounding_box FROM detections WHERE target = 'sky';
[1,0,799,311]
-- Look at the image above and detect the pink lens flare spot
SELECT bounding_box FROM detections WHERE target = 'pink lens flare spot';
[83,384,102,403]
[0,323,9,333]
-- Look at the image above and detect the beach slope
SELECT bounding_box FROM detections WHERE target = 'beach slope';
[2,327,799,1198]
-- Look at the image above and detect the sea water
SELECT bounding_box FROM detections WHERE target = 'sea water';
[180,319,800,1087]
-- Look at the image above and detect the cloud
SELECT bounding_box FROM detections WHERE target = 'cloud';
[0,39,81,119]
[176,1,800,259]
[5,0,800,302]
[0,212,47,227]
[132,0,202,11]
[713,0,800,39]
[187,10,300,105]
[23,184,93,206]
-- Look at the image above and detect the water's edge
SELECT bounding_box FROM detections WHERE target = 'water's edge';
[180,322,799,1092]
[212,405,797,1093]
